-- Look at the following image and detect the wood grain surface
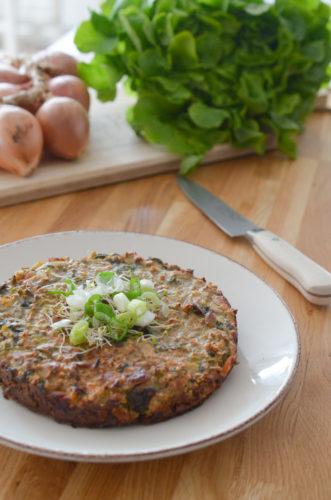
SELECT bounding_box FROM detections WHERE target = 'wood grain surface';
[0,110,330,500]
[0,89,328,209]
[0,88,277,209]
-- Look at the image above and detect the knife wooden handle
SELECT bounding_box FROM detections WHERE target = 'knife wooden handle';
[246,230,331,306]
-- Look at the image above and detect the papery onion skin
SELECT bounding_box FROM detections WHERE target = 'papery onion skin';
[0,65,47,114]
[0,63,29,84]
[0,80,33,99]
[36,97,89,160]
[0,104,43,176]
[0,82,23,98]
[32,51,79,77]
[48,75,90,111]
[2,84,46,114]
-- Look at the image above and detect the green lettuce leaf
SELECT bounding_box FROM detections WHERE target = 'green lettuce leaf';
[74,0,331,174]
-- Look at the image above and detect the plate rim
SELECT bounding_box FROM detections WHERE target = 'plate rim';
[0,230,300,462]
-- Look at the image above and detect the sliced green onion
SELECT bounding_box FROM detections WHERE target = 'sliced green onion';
[140,290,160,310]
[116,311,137,327]
[113,292,130,312]
[135,309,155,327]
[69,319,89,345]
[85,316,93,327]
[84,294,102,316]
[97,271,114,284]
[140,279,154,291]
[125,278,141,299]
[109,317,129,341]
[127,298,147,317]
[48,278,76,297]
[93,302,115,324]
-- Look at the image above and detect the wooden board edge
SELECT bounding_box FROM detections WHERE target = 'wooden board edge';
[0,147,275,208]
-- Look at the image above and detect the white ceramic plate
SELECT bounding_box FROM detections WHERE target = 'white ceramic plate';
[0,231,299,462]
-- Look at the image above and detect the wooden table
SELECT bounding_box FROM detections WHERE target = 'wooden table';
[0,109,330,500]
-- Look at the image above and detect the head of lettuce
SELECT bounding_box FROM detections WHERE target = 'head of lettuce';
[74,0,331,174]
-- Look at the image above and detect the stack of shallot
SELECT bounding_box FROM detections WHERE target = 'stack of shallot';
[0,51,90,176]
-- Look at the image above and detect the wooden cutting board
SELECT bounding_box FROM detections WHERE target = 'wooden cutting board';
[0,85,328,208]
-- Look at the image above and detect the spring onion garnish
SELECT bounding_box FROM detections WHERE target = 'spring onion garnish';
[116,311,136,327]
[69,319,89,345]
[97,271,114,284]
[113,292,130,312]
[48,278,76,297]
[135,310,155,327]
[140,279,154,291]
[109,317,129,342]
[49,271,169,346]
[93,302,115,324]
[127,299,147,318]
[84,294,102,316]
[140,291,160,310]
[125,278,141,299]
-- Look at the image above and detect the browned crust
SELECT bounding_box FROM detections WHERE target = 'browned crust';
[0,360,236,427]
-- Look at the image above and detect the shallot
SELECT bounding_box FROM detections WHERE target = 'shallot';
[0,80,33,98]
[32,51,79,77]
[36,97,89,160]
[0,82,24,98]
[0,63,29,84]
[48,75,90,111]
[0,104,43,176]
[0,51,92,176]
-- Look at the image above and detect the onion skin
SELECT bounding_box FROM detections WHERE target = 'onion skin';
[32,51,79,77]
[0,80,33,98]
[48,75,90,111]
[0,65,47,114]
[0,63,29,84]
[0,82,23,98]
[0,104,43,176]
[36,97,89,160]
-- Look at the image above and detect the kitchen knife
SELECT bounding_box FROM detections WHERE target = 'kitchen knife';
[177,176,331,306]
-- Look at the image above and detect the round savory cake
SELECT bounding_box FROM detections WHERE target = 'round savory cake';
[0,252,237,427]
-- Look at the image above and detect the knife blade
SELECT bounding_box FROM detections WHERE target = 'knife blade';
[177,176,331,306]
